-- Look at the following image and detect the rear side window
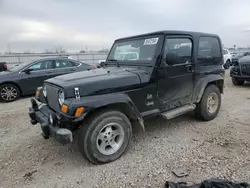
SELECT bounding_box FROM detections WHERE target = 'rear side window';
[55,60,79,68]
[198,37,222,64]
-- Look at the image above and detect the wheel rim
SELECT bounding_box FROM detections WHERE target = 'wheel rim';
[1,86,17,101]
[207,92,219,114]
[96,122,125,156]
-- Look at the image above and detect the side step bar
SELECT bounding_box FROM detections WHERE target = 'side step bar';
[161,104,196,120]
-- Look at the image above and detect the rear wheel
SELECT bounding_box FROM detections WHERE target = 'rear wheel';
[232,78,244,85]
[78,110,132,164]
[195,85,221,121]
[0,84,20,102]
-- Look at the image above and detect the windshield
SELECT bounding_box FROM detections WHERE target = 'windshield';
[8,63,29,72]
[107,36,160,63]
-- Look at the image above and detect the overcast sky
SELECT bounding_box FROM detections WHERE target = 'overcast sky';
[0,0,250,53]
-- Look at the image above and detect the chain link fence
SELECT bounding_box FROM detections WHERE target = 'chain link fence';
[0,53,108,67]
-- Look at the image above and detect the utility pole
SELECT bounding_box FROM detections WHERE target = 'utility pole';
[7,44,11,54]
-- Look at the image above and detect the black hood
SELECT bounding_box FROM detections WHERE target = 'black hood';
[45,66,150,97]
[239,56,250,64]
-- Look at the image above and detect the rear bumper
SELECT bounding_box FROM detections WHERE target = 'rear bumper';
[29,99,73,145]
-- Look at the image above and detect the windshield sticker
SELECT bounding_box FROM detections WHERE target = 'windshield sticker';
[143,38,159,45]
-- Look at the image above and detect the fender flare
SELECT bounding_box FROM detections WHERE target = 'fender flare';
[191,74,224,103]
[69,93,145,131]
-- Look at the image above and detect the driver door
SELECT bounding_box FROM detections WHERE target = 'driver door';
[19,60,55,95]
[157,36,195,111]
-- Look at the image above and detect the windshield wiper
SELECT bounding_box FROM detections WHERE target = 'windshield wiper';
[107,59,120,67]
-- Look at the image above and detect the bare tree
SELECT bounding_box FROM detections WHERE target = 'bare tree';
[53,46,66,53]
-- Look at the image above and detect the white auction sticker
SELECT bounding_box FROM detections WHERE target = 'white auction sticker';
[143,38,159,45]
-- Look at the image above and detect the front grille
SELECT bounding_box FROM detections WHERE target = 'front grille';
[46,84,60,112]
[241,64,250,76]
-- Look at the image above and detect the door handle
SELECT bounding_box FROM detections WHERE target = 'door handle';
[185,65,194,73]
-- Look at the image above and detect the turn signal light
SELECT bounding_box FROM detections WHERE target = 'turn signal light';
[35,90,40,98]
[61,104,68,113]
[75,107,84,117]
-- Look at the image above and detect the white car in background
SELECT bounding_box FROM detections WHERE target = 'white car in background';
[114,52,139,61]
[223,49,232,69]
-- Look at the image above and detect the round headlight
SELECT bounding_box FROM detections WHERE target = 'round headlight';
[43,85,47,97]
[58,90,65,106]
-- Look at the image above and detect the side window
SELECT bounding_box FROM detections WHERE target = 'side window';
[29,60,53,71]
[164,38,192,65]
[223,50,228,55]
[198,37,222,64]
[55,60,79,68]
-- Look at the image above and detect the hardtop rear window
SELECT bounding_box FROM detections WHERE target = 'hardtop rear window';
[198,36,222,64]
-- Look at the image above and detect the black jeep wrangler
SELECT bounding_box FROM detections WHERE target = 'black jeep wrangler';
[230,55,250,85]
[29,31,224,164]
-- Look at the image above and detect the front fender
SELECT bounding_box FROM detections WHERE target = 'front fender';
[192,74,224,103]
[66,93,145,131]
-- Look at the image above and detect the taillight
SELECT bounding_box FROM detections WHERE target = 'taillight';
[3,63,7,70]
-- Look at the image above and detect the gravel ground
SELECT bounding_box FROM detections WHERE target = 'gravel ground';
[0,70,250,188]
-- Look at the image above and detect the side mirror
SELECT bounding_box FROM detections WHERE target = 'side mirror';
[98,61,106,68]
[165,52,178,65]
[23,68,33,74]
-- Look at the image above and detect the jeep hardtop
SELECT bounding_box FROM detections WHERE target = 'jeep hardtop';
[29,30,225,164]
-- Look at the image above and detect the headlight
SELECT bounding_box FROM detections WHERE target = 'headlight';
[43,85,47,97]
[58,90,65,106]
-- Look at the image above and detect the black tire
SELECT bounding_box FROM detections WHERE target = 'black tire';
[0,84,20,102]
[232,78,244,85]
[223,60,230,69]
[195,84,221,121]
[78,110,132,164]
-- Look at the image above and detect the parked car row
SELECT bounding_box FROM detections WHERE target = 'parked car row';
[222,49,250,70]
[0,57,96,102]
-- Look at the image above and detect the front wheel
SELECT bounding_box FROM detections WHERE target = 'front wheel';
[195,85,221,121]
[0,84,20,102]
[78,110,132,164]
[232,78,244,85]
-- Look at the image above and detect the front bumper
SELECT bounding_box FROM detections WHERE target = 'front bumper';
[230,75,250,81]
[29,99,73,145]
[230,67,250,81]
